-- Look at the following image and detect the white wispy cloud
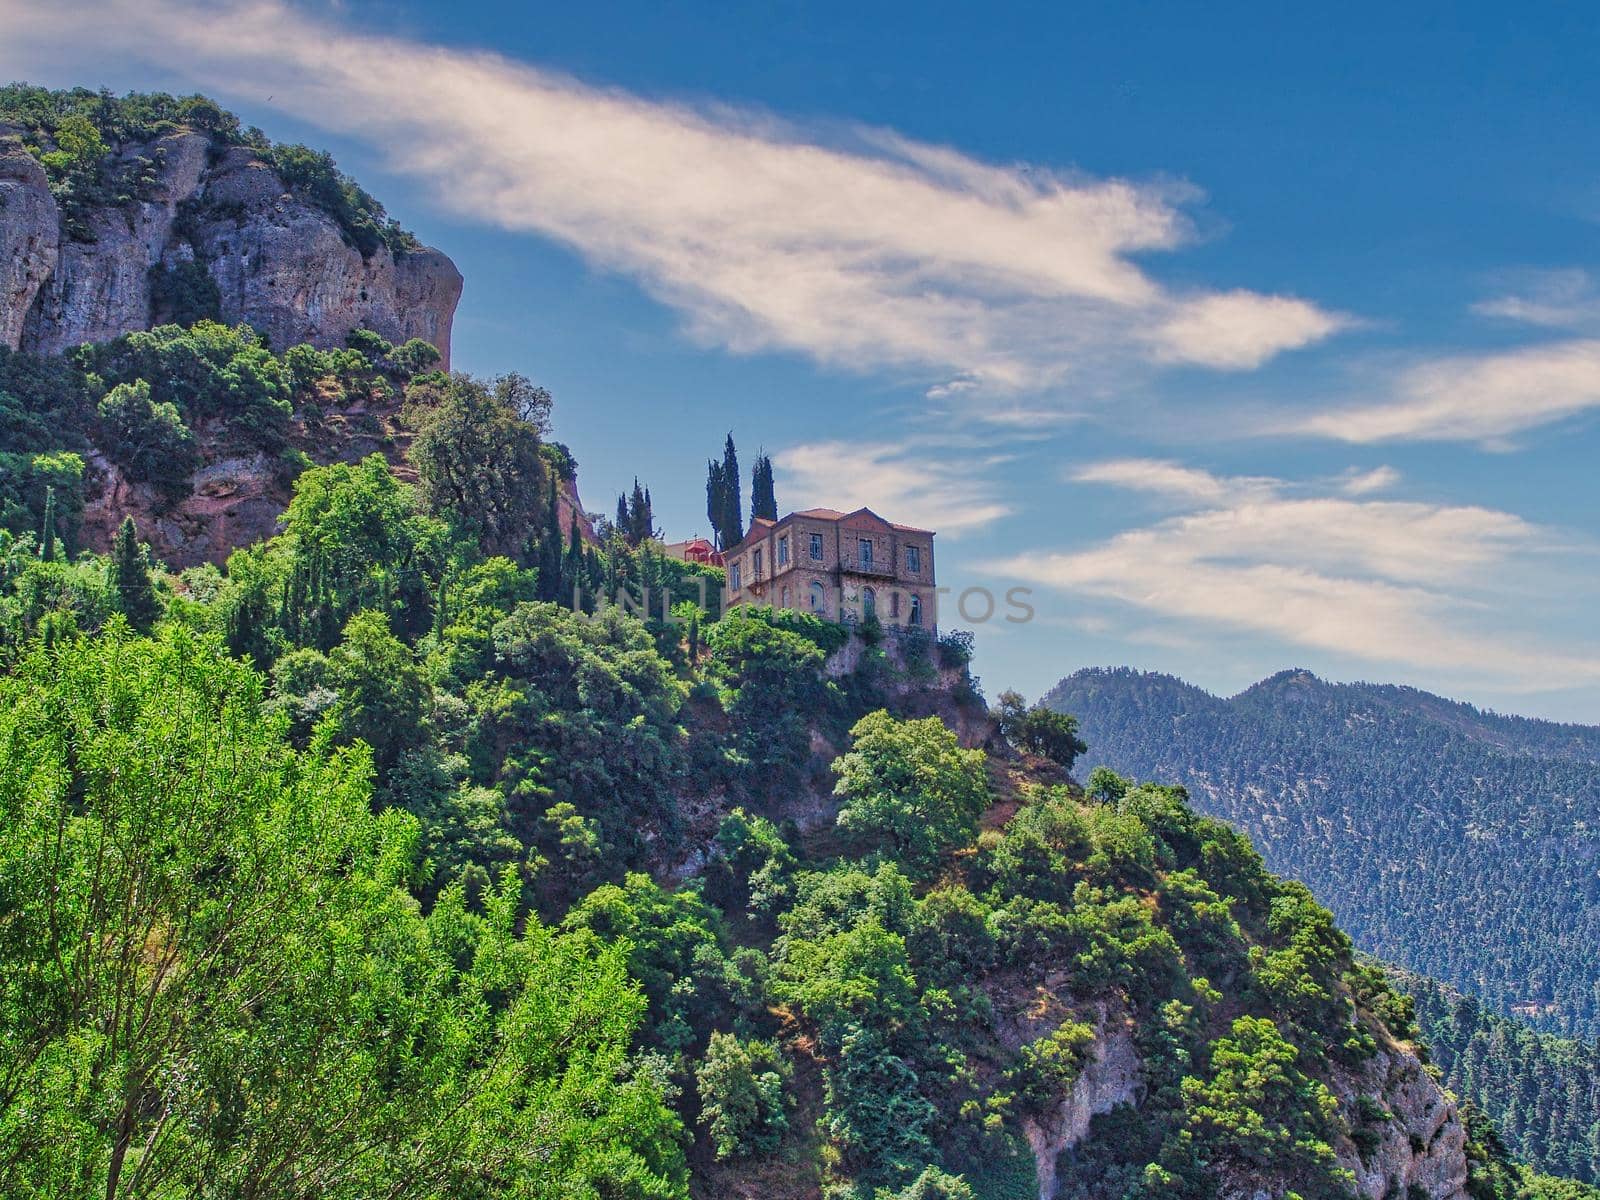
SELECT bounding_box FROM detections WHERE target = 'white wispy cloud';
[1293,339,1600,446]
[1335,465,1400,495]
[0,0,1346,398]
[1473,268,1600,330]
[1067,458,1278,505]
[984,462,1600,689]
[774,440,1012,535]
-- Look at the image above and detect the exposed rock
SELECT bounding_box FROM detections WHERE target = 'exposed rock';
[1331,1044,1470,1200]
[3,127,460,364]
[0,135,58,349]
[1011,1003,1143,1200]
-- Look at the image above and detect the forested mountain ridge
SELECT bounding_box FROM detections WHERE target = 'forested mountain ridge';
[1045,667,1600,1041]
[1,88,1596,1200]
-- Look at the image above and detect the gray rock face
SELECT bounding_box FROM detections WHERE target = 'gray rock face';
[1016,1003,1142,1200]
[0,135,59,350]
[1006,1004,1470,1200]
[1331,1044,1470,1200]
[2,129,460,363]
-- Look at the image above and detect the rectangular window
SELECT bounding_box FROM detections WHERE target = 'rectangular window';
[778,535,789,566]
[730,562,742,590]
[810,533,824,561]
[906,546,921,574]
[859,538,873,567]
[890,592,901,618]
[752,549,762,577]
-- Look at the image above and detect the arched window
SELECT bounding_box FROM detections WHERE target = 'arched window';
[909,594,922,626]
[810,581,826,613]
[863,587,876,619]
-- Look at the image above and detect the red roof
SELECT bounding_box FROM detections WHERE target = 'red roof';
[726,506,934,553]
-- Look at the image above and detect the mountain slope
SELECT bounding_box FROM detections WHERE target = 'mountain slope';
[1045,667,1600,1041]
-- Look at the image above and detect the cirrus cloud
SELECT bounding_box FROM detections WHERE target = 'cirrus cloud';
[984,460,1600,690]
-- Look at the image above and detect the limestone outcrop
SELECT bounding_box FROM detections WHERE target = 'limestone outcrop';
[0,127,460,363]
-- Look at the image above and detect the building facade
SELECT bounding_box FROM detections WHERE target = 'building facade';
[722,507,936,631]
[662,536,725,567]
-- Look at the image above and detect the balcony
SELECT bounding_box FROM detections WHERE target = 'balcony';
[840,556,894,577]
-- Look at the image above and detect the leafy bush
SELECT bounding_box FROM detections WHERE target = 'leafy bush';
[696,1032,792,1160]
[832,711,990,877]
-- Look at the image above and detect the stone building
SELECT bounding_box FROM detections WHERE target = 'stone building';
[722,507,936,631]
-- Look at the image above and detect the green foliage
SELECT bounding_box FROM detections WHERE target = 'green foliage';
[1008,1020,1097,1112]
[706,433,743,551]
[1181,1016,1343,1167]
[832,710,990,877]
[695,1032,792,1160]
[994,689,1088,768]
[707,604,836,785]
[706,807,798,922]
[482,601,687,872]
[0,626,687,1198]
[1399,967,1600,1183]
[148,259,222,326]
[751,450,778,522]
[328,609,431,771]
[564,872,748,1054]
[403,372,548,557]
[96,377,198,489]
[0,449,85,552]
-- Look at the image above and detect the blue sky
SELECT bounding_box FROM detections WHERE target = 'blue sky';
[8,0,1600,718]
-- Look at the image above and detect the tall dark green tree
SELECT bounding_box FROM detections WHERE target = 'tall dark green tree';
[721,434,743,547]
[110,516,160,632]
[751,451,777,522]
[38,486,57,562]
[564,512,586,607]
[617,478,655,548]
[706,459,728,549]
[539,473,564,602]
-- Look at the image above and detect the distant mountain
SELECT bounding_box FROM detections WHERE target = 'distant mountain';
[1046,667,1600,1040]
[1390,965,1600,1183]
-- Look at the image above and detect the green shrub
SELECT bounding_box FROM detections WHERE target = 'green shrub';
[695,1032,792,1160]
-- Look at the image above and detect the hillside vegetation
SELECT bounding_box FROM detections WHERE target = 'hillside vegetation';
[3,91,1598,1200]
[1047,667,1600,1042]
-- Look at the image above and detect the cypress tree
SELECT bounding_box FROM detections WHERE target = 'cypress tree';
[720,434,742,548]
[111,516,161,632]
[540,473,563,601]
[616,493,631,538]
[564,512,585,609]
[706,460,726,549]
[751,451,777,521]
[39,486,57,562]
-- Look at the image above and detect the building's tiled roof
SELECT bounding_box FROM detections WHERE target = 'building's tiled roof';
[728,506,935,554]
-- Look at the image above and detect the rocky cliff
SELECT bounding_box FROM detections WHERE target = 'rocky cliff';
[0,125,460,363]
[1014,1003,1468,1200]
